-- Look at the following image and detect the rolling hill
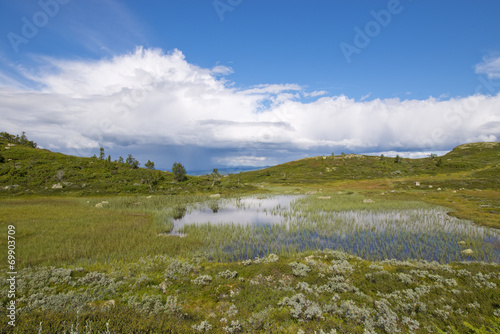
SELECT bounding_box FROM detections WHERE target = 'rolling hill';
[1,131,499,196]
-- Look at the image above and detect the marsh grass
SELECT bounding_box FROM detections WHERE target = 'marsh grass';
[0,197,205,268]
[2,193,498,271]
[171,193,500,263]
[1,194,500,333]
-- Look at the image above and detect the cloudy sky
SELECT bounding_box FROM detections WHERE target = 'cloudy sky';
[1,0,499,172]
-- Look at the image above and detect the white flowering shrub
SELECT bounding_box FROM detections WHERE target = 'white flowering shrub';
[227,304,238,317]
[330,260,354,275]
[279,293,324,321]
[396,273,414,285]
[375,299,399,333]
[165,259,196,280]
[266,253,279,263]
[192,320,212,332]
[217,270,238,279]
[192,275,213,286]
[223,320,242,333]
[127,294,181,315]
[288,262,311,277]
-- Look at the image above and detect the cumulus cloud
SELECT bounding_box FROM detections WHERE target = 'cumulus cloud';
[0,47,499,168]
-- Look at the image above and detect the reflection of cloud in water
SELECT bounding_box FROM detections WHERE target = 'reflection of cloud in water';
[169,195,500,263]
[171,195,300,233]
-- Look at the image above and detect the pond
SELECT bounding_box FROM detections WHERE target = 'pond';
[170,195,300,234]
[169,195,500,263]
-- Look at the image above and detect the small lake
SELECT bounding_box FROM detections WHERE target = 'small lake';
[170,195,300,233]
[169,195,500,263]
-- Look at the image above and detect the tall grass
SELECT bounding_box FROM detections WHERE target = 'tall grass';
[1,193,498,270]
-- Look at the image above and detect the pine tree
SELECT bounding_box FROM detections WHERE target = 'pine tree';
[145,160,155,170]
[172,162,187,182]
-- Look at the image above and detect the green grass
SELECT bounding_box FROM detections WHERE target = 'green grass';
[1,194,499,333]
[0,196,208,268]
[1,249,499,333]
[0,137,257,196]
[1,137,500,332]
[236,142,500,187]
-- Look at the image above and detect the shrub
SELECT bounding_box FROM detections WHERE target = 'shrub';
[192,275,212,286]
[289,262,311,277]
[279,293,324,321]
[217,270,238,279]
[193,320,212,332]
[127,294,181,315]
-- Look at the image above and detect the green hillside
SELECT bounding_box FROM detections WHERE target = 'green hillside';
[237,142,500,189]
[0,134,252,196]
[1,132,499,197]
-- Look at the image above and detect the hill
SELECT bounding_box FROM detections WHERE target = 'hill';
[0,134,253,196]
[1,132,499,196]
[236,142,500,190]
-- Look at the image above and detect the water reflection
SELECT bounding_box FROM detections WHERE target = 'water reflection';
[168,195,500,263]
[171,195,300,233]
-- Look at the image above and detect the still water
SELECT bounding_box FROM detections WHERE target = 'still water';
[170,195,299,233]
[169,195,500,263]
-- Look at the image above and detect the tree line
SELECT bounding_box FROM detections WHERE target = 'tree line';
[94,147,187,182]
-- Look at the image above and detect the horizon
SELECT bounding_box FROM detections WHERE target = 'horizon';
[1,1,499,171]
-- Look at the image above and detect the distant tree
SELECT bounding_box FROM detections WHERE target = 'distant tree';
[210,168,221,186]
[99,147,105,160]
[436,158,443,167]
[91,154,97,159]
[380,154,384,159]
[0,131,37,148]
[394,155,402,163]
[145,160,155,170]
[126,154,140,169]
[429,153,438,159]
[107,155,111,163]
[117,156,124,164]
[172,162,187,182]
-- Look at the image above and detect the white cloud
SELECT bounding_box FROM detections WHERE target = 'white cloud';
[0,47,499,167]
[475,56,500,79]
[360,93,371,101]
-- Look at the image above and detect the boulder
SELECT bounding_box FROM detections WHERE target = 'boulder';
[51,183,63,189]
[461,249,473,255]
[363,199,375,203]
[2,185,19,190]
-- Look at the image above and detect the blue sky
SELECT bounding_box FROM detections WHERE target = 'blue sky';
[1,0,499,172]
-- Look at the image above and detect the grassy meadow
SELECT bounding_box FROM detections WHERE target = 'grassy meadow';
[1,137,500,333]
